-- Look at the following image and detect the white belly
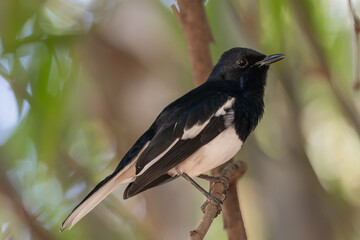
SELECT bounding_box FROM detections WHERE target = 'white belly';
[168,127,243,177]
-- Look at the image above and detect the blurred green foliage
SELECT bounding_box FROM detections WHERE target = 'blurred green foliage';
[0,0,360,240]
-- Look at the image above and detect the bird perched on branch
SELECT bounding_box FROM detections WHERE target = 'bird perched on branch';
[60,47,284,231]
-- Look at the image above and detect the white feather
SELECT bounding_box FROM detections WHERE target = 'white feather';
[168,126,242,177]
[182,119,211,139]
[182,97,236,140]
[136,139,179,176]
[61,177,119,231]
[215,97,235,117]
[60,141,150,231]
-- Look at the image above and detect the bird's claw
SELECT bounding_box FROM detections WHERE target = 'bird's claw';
[198,174,229,201]
[198,174,229,191]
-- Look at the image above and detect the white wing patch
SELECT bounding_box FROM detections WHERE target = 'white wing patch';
[136,139,179,176]
[182,119,211,139]
[182,97,236,140]
[215,97,235,117]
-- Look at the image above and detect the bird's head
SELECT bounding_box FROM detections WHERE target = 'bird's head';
[208,47,285,93]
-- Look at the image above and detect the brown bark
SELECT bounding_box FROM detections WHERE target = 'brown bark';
[222,174,247,239]
[190,161,247,240]
[171,0,213,86]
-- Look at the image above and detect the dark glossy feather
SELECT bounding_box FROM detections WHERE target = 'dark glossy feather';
[124,114,227,199]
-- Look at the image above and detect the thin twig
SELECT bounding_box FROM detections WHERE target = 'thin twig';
[191,161,247,240]
[212,161,248,240]
[348,0,360,90]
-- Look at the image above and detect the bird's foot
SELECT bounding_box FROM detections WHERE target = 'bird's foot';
[198,174,229,191]
[198,174,229,200]
[180,173,224,216]
[200,196,223,216]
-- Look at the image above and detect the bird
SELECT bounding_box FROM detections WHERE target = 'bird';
[60,47,284,231]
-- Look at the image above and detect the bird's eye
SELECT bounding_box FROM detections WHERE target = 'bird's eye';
[236,59,248,68]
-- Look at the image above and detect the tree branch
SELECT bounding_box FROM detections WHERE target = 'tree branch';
[220,162,247,240]
[348,0,360,90]
[171,0,213,86]
[191,161,247,240]
[172,1,248,239]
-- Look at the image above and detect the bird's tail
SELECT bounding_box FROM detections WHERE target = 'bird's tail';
[60,164,135,232]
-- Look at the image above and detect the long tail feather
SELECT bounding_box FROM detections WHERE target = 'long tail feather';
[60,135,152,231]
[60,167,135,232]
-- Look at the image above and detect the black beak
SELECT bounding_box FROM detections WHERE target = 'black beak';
[254,54,285,67]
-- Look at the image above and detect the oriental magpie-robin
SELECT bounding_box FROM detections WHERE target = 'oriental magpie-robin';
[60,47,284,231]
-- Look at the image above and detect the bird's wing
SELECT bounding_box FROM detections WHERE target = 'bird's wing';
[123,93,237,199]
[60,128,156,231]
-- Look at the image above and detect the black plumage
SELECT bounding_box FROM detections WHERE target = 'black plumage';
[60,47,284,231]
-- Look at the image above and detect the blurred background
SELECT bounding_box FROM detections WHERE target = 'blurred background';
[0,0,360,239]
